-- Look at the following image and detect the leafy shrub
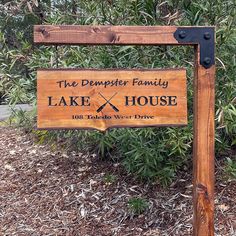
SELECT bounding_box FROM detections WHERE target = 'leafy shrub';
[128,197,149,215]
[0,0,235,184]
[224,157,236,180]
[103,173,117,184]
[8,107,36,132]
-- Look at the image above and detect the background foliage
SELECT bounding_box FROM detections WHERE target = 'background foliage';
[0,0,235,184]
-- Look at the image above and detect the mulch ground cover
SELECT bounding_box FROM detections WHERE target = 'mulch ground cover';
[0,126,235,235]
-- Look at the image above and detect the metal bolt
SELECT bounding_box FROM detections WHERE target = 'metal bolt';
[203,57,211,65]
[179,30,186,39]
[204,32,211,40]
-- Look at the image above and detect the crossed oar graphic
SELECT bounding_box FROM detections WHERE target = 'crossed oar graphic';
[96,92,119,113]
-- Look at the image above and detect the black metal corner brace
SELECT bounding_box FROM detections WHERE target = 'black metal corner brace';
[174,27,215,69]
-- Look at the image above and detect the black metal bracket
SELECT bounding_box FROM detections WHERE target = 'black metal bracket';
[174,27,215,69]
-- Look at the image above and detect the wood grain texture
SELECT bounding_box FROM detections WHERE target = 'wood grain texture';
[34,25,179,45]
[193,46,215,236]
[37,69,187,131]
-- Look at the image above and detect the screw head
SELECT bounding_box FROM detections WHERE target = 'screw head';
[179,30,186,39]
[203,57,211,65]
[39,27,45,33]
[204,32,211,40]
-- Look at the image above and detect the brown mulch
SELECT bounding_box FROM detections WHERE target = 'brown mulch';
[0,126,235,236]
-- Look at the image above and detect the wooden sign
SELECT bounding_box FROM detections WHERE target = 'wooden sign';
[37,69,187,131]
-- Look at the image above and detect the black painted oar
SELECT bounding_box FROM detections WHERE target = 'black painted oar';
[97,92,119,112]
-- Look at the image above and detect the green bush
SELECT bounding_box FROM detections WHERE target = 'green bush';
[224,157,236,180]
[128,197,149,215]
[0,0,235,184]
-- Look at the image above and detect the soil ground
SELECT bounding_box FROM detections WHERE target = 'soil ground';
[0,126,235,236]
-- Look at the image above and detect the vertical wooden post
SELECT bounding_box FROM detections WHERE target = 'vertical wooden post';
[193,45,215,236]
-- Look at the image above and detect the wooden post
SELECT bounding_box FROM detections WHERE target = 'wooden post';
[193,45,215,235]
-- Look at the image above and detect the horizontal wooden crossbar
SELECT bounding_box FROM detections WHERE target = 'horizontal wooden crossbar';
[34,25,178,45]
[34,25,215,68]
[33,25,213,46]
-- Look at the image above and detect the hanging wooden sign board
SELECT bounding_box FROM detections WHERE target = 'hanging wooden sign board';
[37,69,187,131]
